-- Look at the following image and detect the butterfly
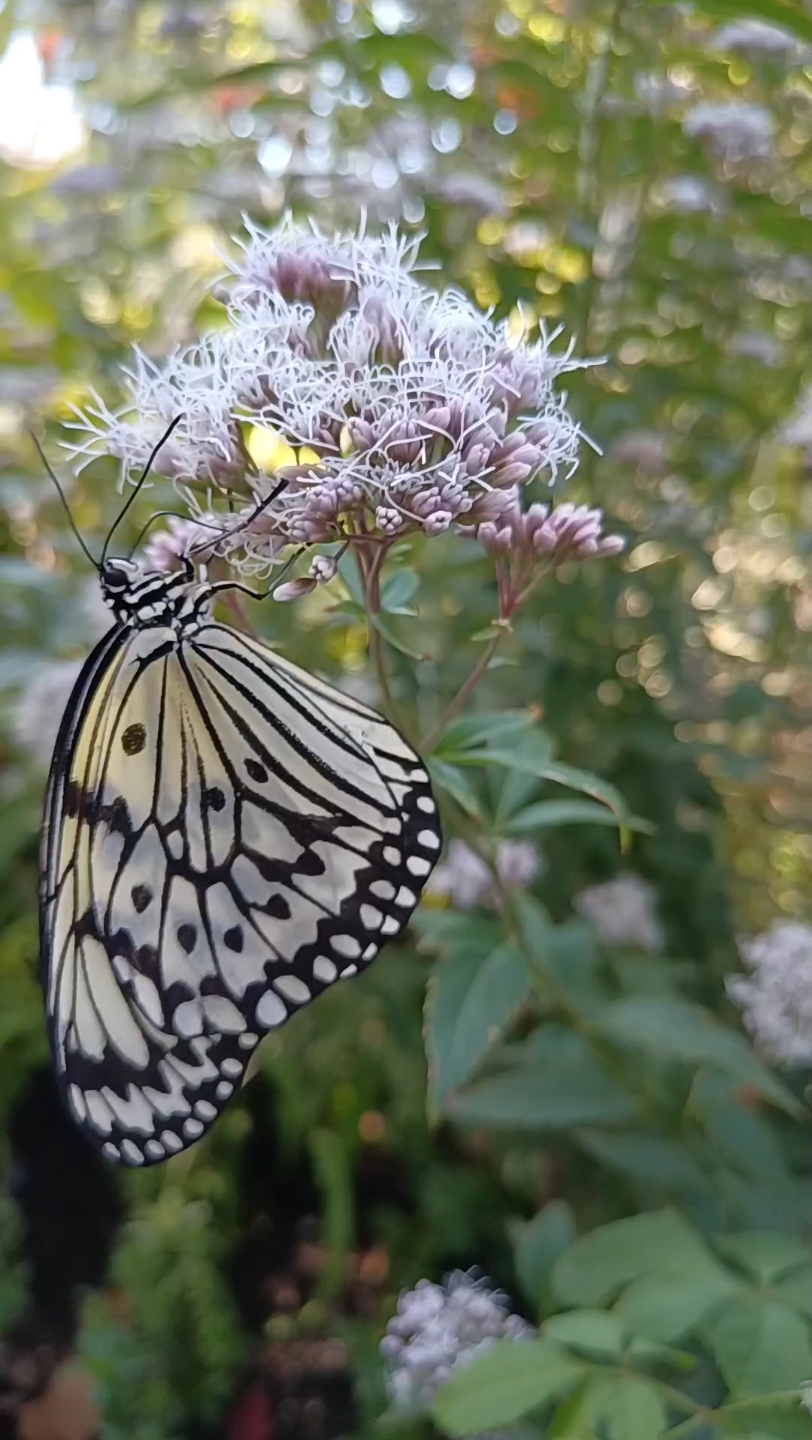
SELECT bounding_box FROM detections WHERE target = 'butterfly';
[35,424,441,1167]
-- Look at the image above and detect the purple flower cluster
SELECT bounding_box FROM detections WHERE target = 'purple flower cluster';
[63,218,614,582]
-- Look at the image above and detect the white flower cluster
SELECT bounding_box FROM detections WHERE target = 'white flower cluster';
[381,1270,533,1412]
[711,19,802,60]
[65,217,590,574]
[657,175,720,216]
[726,921,812,1067]
[428,838,542,910]
[682,101,775,162]
[574,874,664,953]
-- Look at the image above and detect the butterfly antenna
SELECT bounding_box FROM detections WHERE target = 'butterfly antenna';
[128,509,228,559]
[28,429,100,570]
[184,476,290,561]
[100,415,183,566]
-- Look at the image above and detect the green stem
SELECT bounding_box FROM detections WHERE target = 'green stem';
[422,626,507,752]
[354,541,410,735]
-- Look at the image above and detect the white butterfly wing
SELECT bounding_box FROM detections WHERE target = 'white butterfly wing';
[40,621,441,1166]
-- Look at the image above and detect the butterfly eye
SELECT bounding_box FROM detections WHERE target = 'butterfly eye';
[102,561,131,593]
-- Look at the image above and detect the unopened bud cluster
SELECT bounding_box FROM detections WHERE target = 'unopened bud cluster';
[474,501,624,564]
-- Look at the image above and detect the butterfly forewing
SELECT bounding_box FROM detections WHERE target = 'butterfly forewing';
[40,589,440,1167]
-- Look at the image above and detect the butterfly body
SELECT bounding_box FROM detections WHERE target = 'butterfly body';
[40,561,440,1166]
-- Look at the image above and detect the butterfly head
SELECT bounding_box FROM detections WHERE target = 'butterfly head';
[101,555,199,628]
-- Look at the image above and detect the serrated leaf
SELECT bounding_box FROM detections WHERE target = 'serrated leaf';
[553,1209,714,1307]
[545,1373,666,1440]
[712,1392,812,1438]
[606,1376,667,1440]
[446,1055,637,1132]
[708,1299,812,1399]
[598,997,803,1117]
[774,1268,812,1319]
[425,942,530,1103]
[542,1310,625,1360]
[576,1129,709,1192]
[432,1340,583,1435]
[714,1234,811,1285]
[615,1267,741,1343]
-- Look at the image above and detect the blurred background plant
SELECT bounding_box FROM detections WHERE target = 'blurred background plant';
[0,1,810,1439]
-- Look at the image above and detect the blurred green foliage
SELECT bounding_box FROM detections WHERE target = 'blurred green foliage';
[0,0,810,1437]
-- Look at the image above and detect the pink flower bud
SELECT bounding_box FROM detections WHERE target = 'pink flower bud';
[273,575,317,602]
[348,418,375,451]
[463,444,493,477]
[522,503,551,539]
[376,505,403,535]
[531,522,559,554]
[309,554,338,584]
[492,461,534,488]
[477,521,513,556]
[422,406,452,436]
[467,487,520,523]
[423,510,453,536]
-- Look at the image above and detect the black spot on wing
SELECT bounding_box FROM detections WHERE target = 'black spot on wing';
[264,894,291,921]
[121,722,146,756]
[177,923,197,955]
[102,795,132,838]
[131,884,152,913]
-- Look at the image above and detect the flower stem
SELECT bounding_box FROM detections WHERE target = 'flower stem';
[423,626,506,751]
[354,541,409,734]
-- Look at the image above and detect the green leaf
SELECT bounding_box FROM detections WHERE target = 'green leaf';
[542,1310,625,1360]
[381,569,418,614]
[712,1392,812,1438]
[605,1376,667,1440]
[576,1129,709,1192]
[370,612,428,660]
[336,553,365,606]
[774,1268,812,1319]
[425,942,530,1104]
[553,1209,714,1307]
[515,760,630,826]
[598,997,803,1117]
[446,1065,636,1131]
[427,758,484,819]
[708,1299,812,1399]
[506,799,653,835]
[615,1267,741,1343]
[413,911,503,954]
[513,1202,576,1312]
[431,709,538,756]
[714,1234,811,1286]
[547,1374,666,1440]
[432,1340,583,1435]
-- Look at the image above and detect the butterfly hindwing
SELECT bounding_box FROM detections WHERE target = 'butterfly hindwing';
[40,616,440,1166]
